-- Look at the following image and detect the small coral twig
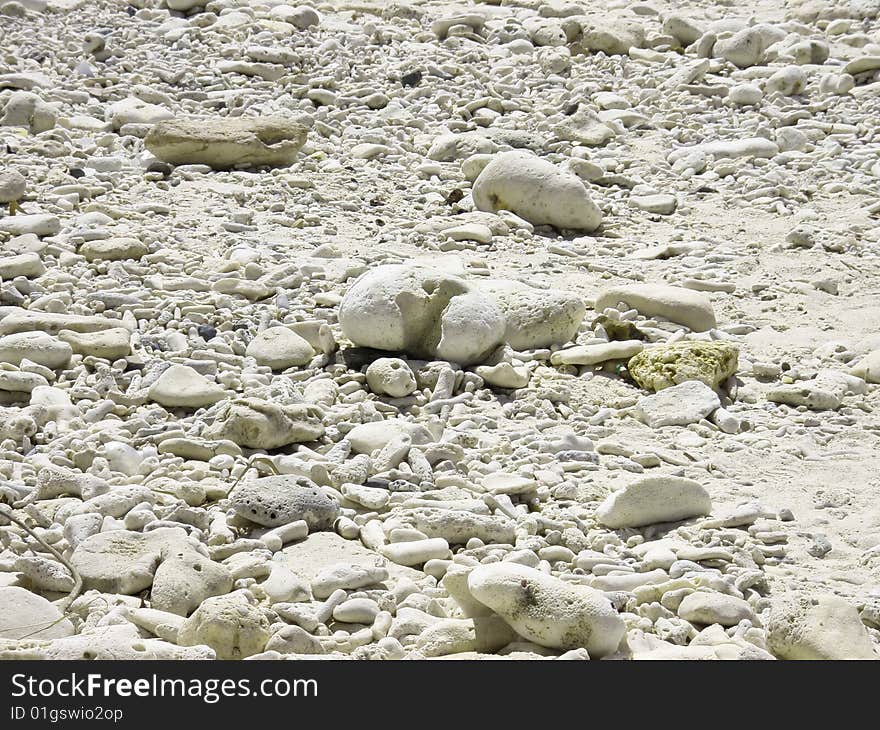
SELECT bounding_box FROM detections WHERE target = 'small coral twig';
[225,455,280,495]
[4,614,67,641]
[0,504,82,613]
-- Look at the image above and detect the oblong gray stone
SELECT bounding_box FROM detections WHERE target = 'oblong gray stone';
[596,476,712,528]
[145,116,308,169]
[231,475,339,529]
[594,283,716,332]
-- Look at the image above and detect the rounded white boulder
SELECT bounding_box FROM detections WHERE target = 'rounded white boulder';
[178,590,270,660]
[148,364,226,409]
[478,279,585,350]
[366,357,417,397]
[766,66,807,96]
[434,290,506,364]
[231,475,339,530]
[346,419,434,454]
[0,586,75,640]
[472,151,602,231]
[714,25,785,68]
[677,591,755,627]
[728,83,763,105]
[467,562,625,656]
[0,332,71,369]
[338,264,505,365]
[246,327,314,370]
[594,282,716,332]
[596,475,712,528]
[767,593,878,660]
[150,548,234,617]
[0,170,26,203]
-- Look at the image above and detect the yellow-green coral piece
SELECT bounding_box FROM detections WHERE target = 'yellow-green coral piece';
[628,340,738,392]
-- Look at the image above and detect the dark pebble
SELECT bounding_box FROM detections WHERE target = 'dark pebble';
[400,69,422,87]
